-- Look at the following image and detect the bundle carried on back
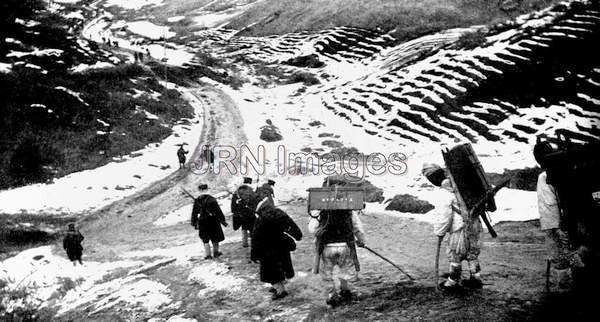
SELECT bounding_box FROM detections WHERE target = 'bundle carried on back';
[538,129,600,247]
[442,143,501,237]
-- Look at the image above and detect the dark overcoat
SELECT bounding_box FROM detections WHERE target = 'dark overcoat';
[251,201,302,284]
[63,230,84,261]
[191,194,226,243]
[231,185,256,231]
[177,148,187,163]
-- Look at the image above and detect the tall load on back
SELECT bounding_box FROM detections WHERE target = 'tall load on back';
[442,143,499,236]
[540,130,600,248]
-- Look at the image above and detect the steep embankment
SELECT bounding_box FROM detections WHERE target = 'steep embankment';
[0,0,193,190]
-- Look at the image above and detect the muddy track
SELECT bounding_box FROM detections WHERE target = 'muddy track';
[80,83,247,258]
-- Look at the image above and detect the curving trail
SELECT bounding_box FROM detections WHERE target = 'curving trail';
[80,83,248,258]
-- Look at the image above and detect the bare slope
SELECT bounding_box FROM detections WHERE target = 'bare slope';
[226,0,562,39]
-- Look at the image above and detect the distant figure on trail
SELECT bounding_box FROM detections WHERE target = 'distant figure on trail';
[63,223,84,266]
[255,179,275,203]
[190,184,228,260]
[251,194,302,300]
[203,145,215,171]
[231,177,256,248]
[177,145,188,169]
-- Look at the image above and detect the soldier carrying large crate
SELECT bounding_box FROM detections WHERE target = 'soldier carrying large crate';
[307,175,367,307]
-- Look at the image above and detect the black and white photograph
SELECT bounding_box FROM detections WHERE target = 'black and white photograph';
[1,0,599,320]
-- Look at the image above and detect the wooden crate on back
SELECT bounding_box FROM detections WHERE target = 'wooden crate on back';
[442,143,498,237]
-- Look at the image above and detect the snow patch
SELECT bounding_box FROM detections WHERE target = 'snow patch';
[0,246,144,310]
[127,21,175,40]
[104,0,164,10]
[188,262,246,296]
[7,49,63,58]
[55,86,89,106]
[64,11,85,20]
[57,275,172,315]
[0,63,12,73]
[70,61,114,73]
[167,16,186,23]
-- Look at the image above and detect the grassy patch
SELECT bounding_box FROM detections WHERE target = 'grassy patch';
[0,213,75,257]
[226,0,562,41]
[1,62,193,188]
[452,29,489,50]
[0,3,194,189]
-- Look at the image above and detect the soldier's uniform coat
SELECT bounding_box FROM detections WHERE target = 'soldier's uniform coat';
[251,199,302,284]
[191,194,226,243]
[177,147,187,163]
[63,230,84,261]
[231,185,256,231]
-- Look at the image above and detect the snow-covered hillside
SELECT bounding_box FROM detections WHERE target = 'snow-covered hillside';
[200,1,600,147]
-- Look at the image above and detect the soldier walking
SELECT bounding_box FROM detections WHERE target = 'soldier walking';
[251,194,302,300]
[203,145,215,171]
[63,223,84,266]
[177,145,188,169]
[256,179,276,203]
[231,177,256,248]
[190,183,228,259]
[308,179,366,306]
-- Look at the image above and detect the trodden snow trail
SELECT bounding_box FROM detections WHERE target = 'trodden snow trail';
[80,83,248,259]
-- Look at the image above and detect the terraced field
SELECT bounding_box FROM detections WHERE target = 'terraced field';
[192,0,599,146]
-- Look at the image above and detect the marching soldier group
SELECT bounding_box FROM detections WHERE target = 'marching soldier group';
[60,140,594,309]
[189,177,302,300]
[182,140,592,306]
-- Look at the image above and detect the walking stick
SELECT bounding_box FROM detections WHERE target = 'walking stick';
[181,188,195,199]
[545,259,551,292]
[363,245,414,281]
[435,236,443,291]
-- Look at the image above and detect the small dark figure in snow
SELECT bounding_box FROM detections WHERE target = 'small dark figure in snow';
[191,184,228,259]
[177,145,188,169]
[203,145,215,171]
[255,179,276,203]
[63,223,84,266]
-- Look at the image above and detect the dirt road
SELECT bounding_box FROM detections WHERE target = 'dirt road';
[80,83,247,259]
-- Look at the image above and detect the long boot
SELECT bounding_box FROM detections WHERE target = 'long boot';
[339,278,352,301]
[204,243,212,260]
[325,284,340,306]
[464,260,483,289]
[441,263,462,292]
[242,230,249,248]
[213,242,222,258]
[271,282,288,300]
